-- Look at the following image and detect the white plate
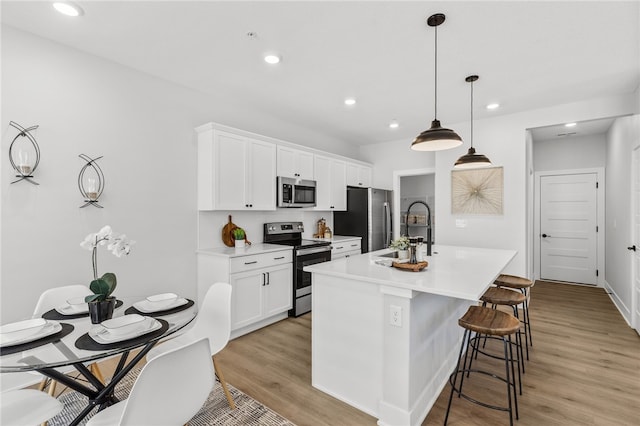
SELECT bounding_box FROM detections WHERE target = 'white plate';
[89,317,161,344]
[55,297,90,315]
[133,297,188,313]
[145,292,178,307]
[0,320,62,348]
[101,314,147,335]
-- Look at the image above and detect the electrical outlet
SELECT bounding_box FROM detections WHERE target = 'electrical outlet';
[456,219,467,228]
[390,305,402,327]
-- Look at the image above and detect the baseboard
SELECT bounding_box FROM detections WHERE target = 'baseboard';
[603,280,632,327]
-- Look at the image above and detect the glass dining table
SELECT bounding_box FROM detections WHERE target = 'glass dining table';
[0,295,197,426]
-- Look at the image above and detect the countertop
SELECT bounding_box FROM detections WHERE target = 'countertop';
[305,245,517,301]
[308,235,361,243]
[197,243,292,258]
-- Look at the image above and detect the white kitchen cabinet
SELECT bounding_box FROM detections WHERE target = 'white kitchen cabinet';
[331,238,362,259]
[197,127,276,210]
[346,162,372,187]
[277,146,314,180]
[314,155,346,211]
[197,246,293,338]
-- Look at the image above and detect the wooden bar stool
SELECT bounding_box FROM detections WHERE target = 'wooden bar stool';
[495,274,534,356]
[445,306,521,426]
[479,287,526,384]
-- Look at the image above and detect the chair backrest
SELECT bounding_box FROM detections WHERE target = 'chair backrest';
[120,338,214,425]
[32,285,92,317]
[183,282,232,356]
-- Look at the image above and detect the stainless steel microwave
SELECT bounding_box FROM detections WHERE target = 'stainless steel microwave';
[277,176,317,208]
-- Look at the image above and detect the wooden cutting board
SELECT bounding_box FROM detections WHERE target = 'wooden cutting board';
[222,215,238,247]
[392,261,428,272]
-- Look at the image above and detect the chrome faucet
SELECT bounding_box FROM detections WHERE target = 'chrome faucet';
[404,200,432,256]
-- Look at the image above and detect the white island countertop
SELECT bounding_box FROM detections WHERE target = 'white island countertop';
[305,245,517,301]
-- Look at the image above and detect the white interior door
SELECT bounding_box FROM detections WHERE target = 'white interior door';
[632,147,640,333]
[540,173,598,284]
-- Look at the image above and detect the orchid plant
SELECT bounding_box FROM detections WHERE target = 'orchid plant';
[80,226,134,302]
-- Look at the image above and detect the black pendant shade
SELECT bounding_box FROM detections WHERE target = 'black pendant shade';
[411,13,463,152]
[453,75,493,168]
[411,120,463,151]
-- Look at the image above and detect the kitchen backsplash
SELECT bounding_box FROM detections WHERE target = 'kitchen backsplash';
[198,210,333,249]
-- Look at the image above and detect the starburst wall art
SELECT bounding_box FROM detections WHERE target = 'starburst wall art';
[451,167,503,215]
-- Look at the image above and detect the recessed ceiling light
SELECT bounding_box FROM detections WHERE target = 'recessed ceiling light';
[389,120,399,129]
[344,98,356,106]
[486,103,500,110]
[264,54,281,65]
[565,122,577,127]
[53,1,83,17]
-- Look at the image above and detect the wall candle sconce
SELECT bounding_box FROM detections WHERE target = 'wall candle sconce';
[78,154,105,208]
[8,121,40,185]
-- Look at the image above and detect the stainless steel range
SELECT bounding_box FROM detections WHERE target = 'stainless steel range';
[263,221,331,317]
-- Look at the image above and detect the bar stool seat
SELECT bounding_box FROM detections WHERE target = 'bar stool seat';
[494,274,534,358]
[445,306,521,426]
[481,286,526,306]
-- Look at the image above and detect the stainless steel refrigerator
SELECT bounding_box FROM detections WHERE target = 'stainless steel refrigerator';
[333,186,392,253]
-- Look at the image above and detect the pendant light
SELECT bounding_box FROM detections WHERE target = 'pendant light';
[411,13,463,151]
[453,75,493,168]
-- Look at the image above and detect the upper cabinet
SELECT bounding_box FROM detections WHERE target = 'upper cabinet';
[197,127,276,211]
[314,155,346,211]
[346,162,372,187]
[277,146,314,180]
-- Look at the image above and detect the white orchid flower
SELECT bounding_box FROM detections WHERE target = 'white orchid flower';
[81,226,133,281]
[80,233,97,250]
[95,226,112,245]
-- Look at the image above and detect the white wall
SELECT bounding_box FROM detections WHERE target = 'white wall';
[0,27,356,322]
[605,114,640,323]
[533,134,607,171]
[360,94,638,277]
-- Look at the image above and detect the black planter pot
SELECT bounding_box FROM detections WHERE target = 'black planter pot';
[88,298,116,324]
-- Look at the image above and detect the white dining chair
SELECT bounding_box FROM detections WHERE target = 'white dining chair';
[86,337,214,426]
[32,285,106,400]
[145,282,235,409]
[0,389,63,425]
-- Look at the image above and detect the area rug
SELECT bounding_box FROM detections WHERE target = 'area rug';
[48,368,297,426]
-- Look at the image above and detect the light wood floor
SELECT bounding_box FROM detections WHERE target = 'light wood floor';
[89,281,639,425]
[215,281,640,426]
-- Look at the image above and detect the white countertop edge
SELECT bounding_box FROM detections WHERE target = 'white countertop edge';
[308,235,362,243]
[197,243,293,258]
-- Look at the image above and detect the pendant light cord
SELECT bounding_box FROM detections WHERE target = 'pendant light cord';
[470,79,474,148]
[434,25,438,120]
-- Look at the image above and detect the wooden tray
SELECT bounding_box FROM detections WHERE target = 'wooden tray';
[392,261,428,272]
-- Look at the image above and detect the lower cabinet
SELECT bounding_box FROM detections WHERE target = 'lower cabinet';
[331,238,362,259]
[230,263,292,330]
[197,247,293,338]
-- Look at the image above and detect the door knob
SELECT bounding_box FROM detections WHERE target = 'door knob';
[541,233,550,238]
[628,245,637,251]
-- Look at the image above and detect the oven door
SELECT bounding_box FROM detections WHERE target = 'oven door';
[295,246,331,298]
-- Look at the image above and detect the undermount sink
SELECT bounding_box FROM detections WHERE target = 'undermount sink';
[378,251,399,258]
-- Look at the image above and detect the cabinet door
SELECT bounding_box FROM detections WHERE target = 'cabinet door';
[346,163,371,187]
[213,131,247,209]
[314,155,332,210]
[263,264,292,317]
[277,146,314,179]
[230,270,264,330]
[246,139,277,210]
[329,159,347,210]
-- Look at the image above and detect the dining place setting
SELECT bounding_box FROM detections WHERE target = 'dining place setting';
[0,289,197,425]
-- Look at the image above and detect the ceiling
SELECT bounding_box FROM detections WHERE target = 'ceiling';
[1,1,638,146]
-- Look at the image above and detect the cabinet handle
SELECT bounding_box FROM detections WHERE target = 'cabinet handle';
[262,273,266,286]
[273,256,285,260]
[245,260,258,265]
[266,272,270,285]
[350,244,358,247]
[335,246,344,250]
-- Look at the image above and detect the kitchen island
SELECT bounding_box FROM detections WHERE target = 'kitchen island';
[305,245,517,426]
